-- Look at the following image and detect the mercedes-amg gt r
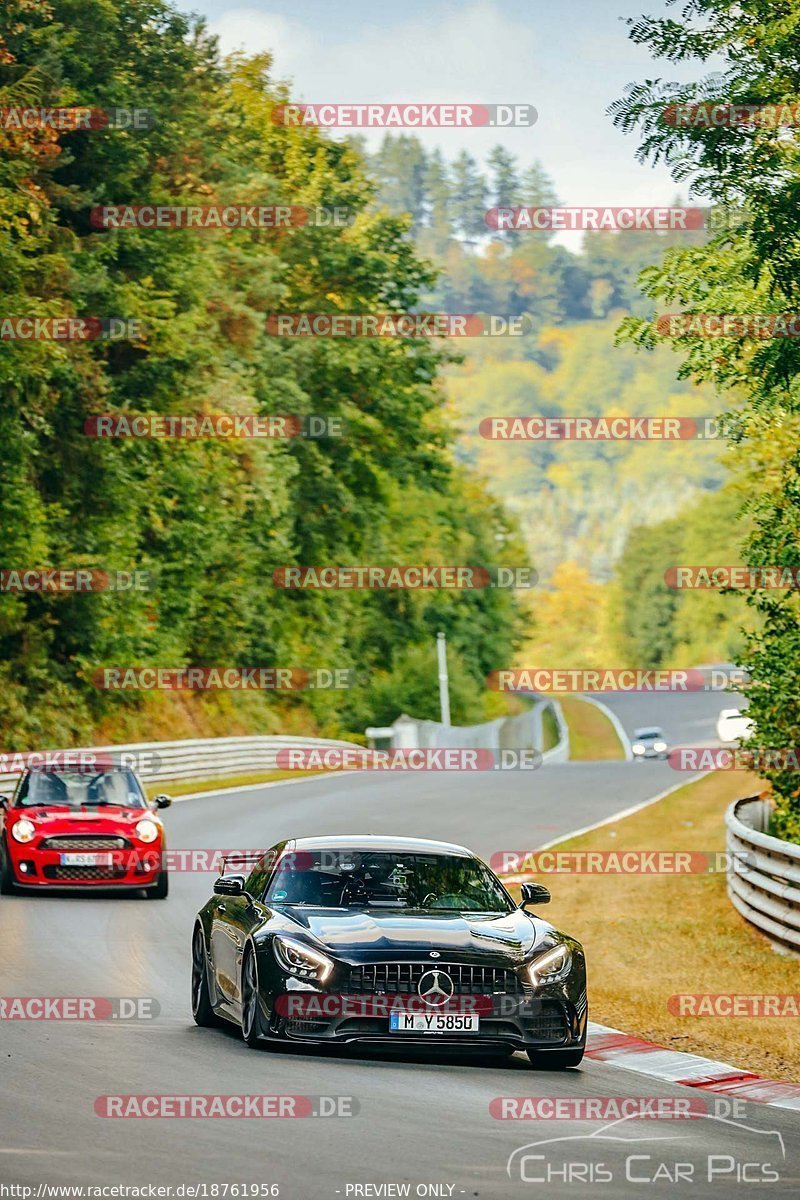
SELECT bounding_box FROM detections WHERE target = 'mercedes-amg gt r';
[192,835,587,1067]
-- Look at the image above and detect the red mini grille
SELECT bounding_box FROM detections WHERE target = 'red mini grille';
[43,864,127,881]
[39,835,131,850]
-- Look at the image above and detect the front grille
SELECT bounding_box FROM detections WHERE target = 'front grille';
[348,962,525,995]
[39,835,131,850]
[521,1000,568,1043]
[285,1019,330,1037]
[43,865,127,881]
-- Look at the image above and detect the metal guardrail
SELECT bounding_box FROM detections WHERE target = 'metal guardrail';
[0,734,365,795]
[0,698,570,801]
[725,794,800,953]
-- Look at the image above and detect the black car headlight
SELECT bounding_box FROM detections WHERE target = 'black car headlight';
[527,943,572,987]
[272,935,334,982]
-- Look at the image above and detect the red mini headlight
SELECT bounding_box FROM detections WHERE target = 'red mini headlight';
[134,818,160,843]
[11,818,36,843]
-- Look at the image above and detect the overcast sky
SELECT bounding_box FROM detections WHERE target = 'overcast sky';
[189,0,709,217]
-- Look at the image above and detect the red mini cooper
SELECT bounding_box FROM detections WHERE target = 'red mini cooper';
[0,765,171,897]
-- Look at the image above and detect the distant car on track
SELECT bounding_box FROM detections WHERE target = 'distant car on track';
[631,727,669,760]
[716,707,754,744]
[192,834,587,1067]
[0,765,171,897]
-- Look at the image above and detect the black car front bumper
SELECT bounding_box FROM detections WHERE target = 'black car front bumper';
[250,945,587,1052]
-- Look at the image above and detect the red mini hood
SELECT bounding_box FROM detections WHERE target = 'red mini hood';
[6,807,156,833]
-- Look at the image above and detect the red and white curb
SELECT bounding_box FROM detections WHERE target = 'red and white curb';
[587,1021,800,1110]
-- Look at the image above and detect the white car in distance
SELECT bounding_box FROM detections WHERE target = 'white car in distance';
[716,708,754,744]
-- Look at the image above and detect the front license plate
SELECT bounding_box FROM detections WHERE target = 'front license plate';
[59,853,112,866]
[389,1012,479,1033]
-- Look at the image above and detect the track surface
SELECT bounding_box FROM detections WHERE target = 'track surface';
[1,691,796,1197]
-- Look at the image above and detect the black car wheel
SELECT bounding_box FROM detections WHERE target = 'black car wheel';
[527,1045,585,1069]
[240,946,263,1047]
[145,871,169,899]
[192,927,222,1027]
[0,841,16,895]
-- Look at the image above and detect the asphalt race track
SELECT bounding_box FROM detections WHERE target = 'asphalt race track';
[1,691,797,1198]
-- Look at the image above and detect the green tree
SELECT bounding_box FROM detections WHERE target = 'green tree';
[450,150,488,245]
[610,0,800,834]
[0,0,525,746]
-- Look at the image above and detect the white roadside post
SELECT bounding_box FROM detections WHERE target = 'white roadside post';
[437,631,451,727]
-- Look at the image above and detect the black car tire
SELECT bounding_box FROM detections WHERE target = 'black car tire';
[527,1045,585,1069]
[240,945,264,1047]
[0,841,16,895]
[192,926,224,1027]
[145,871,169,899]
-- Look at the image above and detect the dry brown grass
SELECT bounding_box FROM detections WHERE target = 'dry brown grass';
[506,770,800,1081]
[559,695,625,760]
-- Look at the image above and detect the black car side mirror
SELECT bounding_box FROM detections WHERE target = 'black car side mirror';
[520,881,551,908]
[153,794,172,809]
[0,796,9,810]
[214,874,246,896]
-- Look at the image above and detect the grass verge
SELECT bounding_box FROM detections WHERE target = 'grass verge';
[541,705,560,752]
[560,695,624,760]
[504,770,800,1081]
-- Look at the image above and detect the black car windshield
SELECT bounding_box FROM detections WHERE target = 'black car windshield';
[636,730,662,740]
[265,850,514,912]
[16,769,147,809]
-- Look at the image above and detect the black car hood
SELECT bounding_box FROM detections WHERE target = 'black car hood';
[281,906,548,963]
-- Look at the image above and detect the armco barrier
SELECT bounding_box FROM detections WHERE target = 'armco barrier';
[726,794,800,953]
[0,735,365,795]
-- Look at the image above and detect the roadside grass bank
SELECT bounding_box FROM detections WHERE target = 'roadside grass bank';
[541,705,560,752]
[559,695,624,760]
[505,770,800,1081]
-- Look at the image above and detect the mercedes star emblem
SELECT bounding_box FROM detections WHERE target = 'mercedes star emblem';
[417,968,455,1007]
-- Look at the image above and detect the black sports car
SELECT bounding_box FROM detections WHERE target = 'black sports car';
[191,835,587,1067]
